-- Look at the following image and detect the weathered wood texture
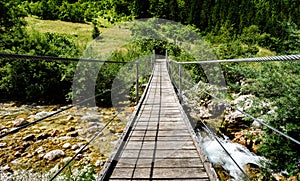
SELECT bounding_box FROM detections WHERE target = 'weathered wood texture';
[100,59,217,180]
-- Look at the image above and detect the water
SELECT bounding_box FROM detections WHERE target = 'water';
[197,132,266,180]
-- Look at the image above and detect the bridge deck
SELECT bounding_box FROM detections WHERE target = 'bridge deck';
[100,59,216,180]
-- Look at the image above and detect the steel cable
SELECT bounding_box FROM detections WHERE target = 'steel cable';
[177,54,300,64]
[0,54,152,139]
[0,53,131,64]
[166,58,300,180]
[165,68,250,179]
[49,112,120,181]
[198,124,251,181]
[179,75,300,145]
[48,57,154,180]
[0,82,129,139]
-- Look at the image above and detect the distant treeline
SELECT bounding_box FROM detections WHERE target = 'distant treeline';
[18,0,300,54]
[22,1,299,38]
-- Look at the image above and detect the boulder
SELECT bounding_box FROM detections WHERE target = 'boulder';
[62,143,71,149]
[29,111,54,119]
[23,134,35,141]
[67,115,74,121]
[38,153,45,159]
[15,151,22,157]
[287,176,298,181]
[62,157,72,163]
[13,118,29,127]
[37,133,51,140]
[0,124,6,130]
[95,160,104,167]
[67,131,78,137]
[233,95,254,111]
[35,146,45,154]
[71,144,79,150]
[51,129,60,137]
[225,111,245,124]
[252,120,262,129]
[66,127,75,132]
[75,154,83,160]
[0,165,12,172]
[116,129,124,134]
[221,111,249,139]
[196,106,211,119]
[44,149,65,161]
[0,142,7,148]
[208,102,226,118]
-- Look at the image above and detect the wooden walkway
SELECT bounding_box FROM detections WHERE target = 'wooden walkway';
[99,59,217,180]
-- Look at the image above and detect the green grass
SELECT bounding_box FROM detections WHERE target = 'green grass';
[256,46,276,57]
[25,16,132,57]
[25,16,96,51]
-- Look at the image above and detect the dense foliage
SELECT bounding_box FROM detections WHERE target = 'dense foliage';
[17,0,300,54]
[220,61,300,175]
[0,0,80,103]
[0,31,80,103]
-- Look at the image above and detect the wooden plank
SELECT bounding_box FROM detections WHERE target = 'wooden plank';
[120,149,199,158]
[130,130,191,137]
[117,158,206,168]
[129,136,192,141]
[109,168,209,180]
[99,59,217,181]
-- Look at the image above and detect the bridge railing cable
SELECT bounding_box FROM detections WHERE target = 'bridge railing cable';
[0,82,126,139]
[180,77,300,145]
[0,53,155,179]
[49,112,120,181]
[165,53,300,180]
[178,54,300,64]
[0,53,154,139]
[48,54,154,180]
[168,59,250,181]
[166,54,300,145]
[0,53,130,64]
[98,57,156,180]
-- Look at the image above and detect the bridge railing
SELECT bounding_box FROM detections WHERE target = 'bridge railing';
[165,52,300,180]
[166,52,300,144]
[0,52,155,180]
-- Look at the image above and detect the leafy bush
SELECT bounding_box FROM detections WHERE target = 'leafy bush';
[77,165,96,181]
[224,61,300,176]
[0,31,80,103]
[59,1,84,23]
[240,25,261,45]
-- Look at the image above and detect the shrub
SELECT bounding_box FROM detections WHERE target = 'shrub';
[0,31,80,104]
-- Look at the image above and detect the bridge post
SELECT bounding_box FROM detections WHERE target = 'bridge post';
[151,50,155,71]
[136,63,139,104]
[145,56,148,75]
[165,49,169,73]
[170,61,172,82]
[179,63,182,104]
[165,49,168,60]
[148,56,150,75]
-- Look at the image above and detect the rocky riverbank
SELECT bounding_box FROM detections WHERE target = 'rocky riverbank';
[188,91,299,181]
[0,102,132,180]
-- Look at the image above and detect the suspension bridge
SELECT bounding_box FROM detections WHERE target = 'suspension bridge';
[99,59,217,180]
[0,52,299,181]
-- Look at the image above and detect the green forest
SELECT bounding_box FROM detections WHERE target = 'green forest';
[0,0,300,180]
